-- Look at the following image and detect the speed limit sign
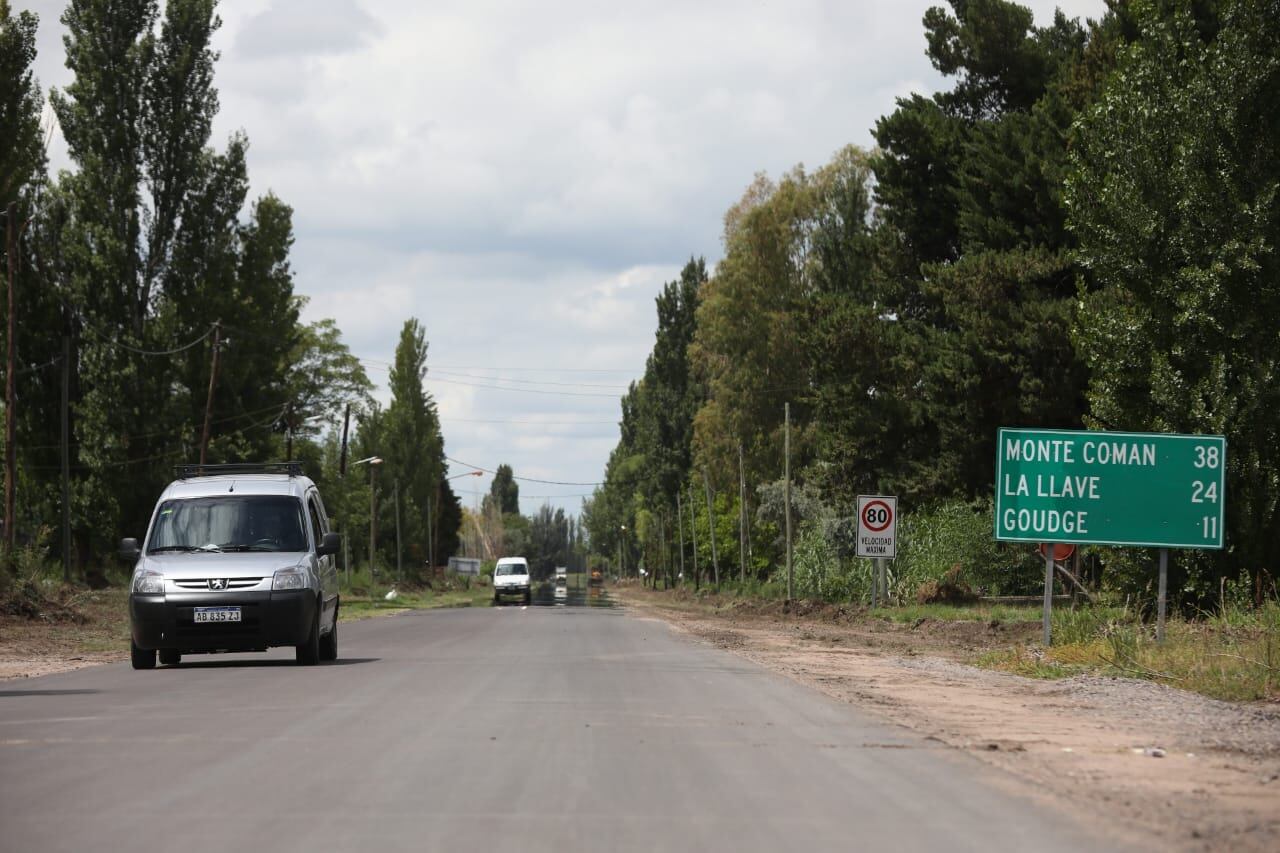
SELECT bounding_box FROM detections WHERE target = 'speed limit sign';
[857,495,898,558]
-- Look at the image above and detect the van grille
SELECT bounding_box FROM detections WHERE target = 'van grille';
[172,578,264,591]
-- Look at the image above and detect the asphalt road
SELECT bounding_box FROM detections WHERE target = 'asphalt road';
[0,588,1119,852]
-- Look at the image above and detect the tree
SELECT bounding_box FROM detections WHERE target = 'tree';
[486,464,519,515]
[383,318,445,569]
[1067,0,1280,587]
[0,0,44,207]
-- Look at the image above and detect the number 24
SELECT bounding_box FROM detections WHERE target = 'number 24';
[1191,481,1218,503]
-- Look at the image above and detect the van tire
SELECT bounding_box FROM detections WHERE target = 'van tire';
[131,641,156,670]
[296,606,320,666]
[319,603,338,662]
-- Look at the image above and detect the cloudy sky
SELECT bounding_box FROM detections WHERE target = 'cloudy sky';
[23,0,1105,515]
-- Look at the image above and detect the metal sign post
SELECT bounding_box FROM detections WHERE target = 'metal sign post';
[858,496,898,608]
[1157,548,1169,643]
[1042,544,1054,646]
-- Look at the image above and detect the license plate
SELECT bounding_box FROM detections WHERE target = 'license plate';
[194,606,241,623]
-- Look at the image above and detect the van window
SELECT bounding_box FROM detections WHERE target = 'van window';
[495,563,527,576]
[149,496,308,553]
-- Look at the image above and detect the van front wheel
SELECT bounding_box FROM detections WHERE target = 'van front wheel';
[131,641,156,670]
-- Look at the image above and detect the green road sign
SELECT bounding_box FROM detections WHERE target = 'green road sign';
[995,428,1226,549]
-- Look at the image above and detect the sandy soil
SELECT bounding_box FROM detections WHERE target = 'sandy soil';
[619,588,1280,853]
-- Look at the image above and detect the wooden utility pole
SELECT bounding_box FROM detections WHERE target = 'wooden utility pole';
[703,468,719,589]
[339,405,351,476]
[689,484,699,591]
[785,402,793,601]
[394,479,402,582]
[61,337,71,582]
[5,202,16,564]
[199,322,222,467]
[738,442,747,584]
[676,491,685,585]
[369,463,378,580]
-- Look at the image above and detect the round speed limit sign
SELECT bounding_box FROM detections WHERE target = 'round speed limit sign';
[857,495,898,558]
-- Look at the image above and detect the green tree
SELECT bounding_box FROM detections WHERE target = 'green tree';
[0,0,44,206]
[485,464,519,515]
[1066,0,1280,587]
[383,318,445,570]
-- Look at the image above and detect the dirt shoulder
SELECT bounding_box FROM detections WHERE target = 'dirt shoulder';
[0,588,131,679]
[617,586,1280,853]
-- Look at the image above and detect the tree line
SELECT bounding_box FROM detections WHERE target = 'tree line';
[585,0,1280,605]
[0,0,462,579]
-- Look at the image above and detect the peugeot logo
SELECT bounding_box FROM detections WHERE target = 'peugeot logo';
[208,578,228,591]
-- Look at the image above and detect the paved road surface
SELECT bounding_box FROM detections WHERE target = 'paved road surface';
[0,589,1120,852]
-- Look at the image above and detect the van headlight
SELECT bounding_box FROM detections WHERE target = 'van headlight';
[272,566,308,590]
[132,568,165,595]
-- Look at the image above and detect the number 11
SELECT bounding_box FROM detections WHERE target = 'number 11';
[1203,515,1218,539]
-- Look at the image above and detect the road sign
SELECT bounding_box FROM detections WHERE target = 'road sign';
[995,428,1226,549]
[857,495,897,559]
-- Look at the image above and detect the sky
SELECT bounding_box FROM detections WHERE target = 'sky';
[21,0,1107,516]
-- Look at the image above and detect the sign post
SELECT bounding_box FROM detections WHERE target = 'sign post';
[858,495,898,607]
[996,428,1226,645]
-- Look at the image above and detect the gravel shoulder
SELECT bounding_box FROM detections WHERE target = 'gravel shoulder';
[618,587,1280,853]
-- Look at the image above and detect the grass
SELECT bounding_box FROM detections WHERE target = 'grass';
[978,601,1280,701]
[339,584,494,621]
[873,602,1042,625]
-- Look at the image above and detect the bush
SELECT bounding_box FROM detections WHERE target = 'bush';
[894,500,1040,598]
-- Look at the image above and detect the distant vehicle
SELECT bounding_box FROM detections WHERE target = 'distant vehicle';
[493,557,531,605]
[122,463,341,669]
[589,567,604,587]
[554,566,568,587]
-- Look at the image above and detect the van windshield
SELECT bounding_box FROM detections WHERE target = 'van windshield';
[495,564,527,576]
[148,496,308,554]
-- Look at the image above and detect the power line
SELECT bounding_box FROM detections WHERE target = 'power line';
[80,323,214,357]
[445,454,603,487]
[426,375,620,398]
[430,369,629,391]
[442,416,616,425]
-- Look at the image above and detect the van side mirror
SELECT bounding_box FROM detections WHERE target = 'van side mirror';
[317,532,340,557]
[119,538,140,561]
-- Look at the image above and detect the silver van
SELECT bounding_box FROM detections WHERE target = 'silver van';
[122,463,341,669]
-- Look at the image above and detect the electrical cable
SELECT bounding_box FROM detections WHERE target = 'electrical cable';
[445,454,603,487]
[80,323,214,357]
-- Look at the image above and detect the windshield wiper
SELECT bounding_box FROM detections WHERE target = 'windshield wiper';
[217,544,276,552]
[148,545,200,554]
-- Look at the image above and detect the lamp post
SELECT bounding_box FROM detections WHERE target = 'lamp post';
[433,470,482,570]
[352,456,383,580]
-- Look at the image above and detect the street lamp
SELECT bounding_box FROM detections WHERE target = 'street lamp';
[352,456,383,578]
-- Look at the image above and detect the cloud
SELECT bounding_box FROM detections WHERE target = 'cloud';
[22,0,1109,514]
[233,0,381,59]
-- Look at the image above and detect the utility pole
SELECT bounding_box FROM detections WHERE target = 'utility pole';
[339,405,350,586]
[738,442,747,584]
[689,484,699,591]
[5,202,17,565]
[284,402,294,460]
[199,322,222,467]
[676,491,685,585]
[703,468,719,589]
[394,479,402,582]
[61,337,71,583]
[369,462,378,582]
[785,402,793,601]
[339,405,350,476]
[426,494,433,575]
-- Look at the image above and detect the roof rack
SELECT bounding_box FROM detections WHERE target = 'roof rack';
[174,462,304,479]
